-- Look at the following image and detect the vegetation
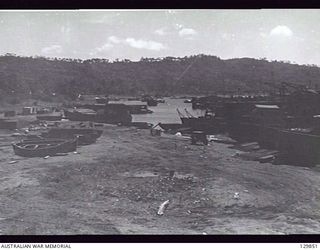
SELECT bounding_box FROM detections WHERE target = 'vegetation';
[0,53,320,103]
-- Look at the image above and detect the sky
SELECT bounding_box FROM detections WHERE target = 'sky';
[0,10,320,65]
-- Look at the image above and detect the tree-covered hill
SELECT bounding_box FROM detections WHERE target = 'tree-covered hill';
[1,53,320,103]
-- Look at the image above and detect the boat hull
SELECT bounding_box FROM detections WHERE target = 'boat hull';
[42,128,103,145]
[37,115,62,121]
[12,138,77,157]
[64,110,132,124]
[180,117,227,134]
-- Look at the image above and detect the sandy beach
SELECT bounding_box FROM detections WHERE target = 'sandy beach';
[1,122,320,235]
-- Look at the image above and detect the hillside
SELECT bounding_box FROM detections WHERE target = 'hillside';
[1,54,320,103]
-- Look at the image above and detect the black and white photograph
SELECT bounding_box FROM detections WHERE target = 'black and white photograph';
[0,9,320,237]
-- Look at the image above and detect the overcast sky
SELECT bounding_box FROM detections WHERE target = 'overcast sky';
[0,10,320,65]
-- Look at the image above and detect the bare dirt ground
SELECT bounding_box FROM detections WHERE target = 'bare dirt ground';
[0,124,320,234]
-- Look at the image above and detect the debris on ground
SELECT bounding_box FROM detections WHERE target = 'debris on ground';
[43,155,50,159]
[157,200,170,216]
[207,135,237,144]
[169,170,175,178]
[11,133,22,137]
[233,192,240,199]
[258,154,276,163]
[232,151,242,157]
[54,153,69,156]
[9,160,18,164]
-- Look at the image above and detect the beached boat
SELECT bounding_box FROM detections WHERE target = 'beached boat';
[12,138,77,157]
[0,119,17,129]
[156,99,165,103]
[277,128,320,166]
[64,104,132,124]
[64,109,97,122]
[129,122,153,129]
[37,114,63,121]
[177,108,227,134]
[95,97,108,104]
[127,105,153,114]
[146,99,158,106]
[158,123,187,131]
[41,128,103,145]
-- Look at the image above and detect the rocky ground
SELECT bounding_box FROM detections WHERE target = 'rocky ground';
[0,123,320,234]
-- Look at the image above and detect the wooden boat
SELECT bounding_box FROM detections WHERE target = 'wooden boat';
[37,115,63,121]
[127,97,140,101]
[64,104,132,124]
[129,122,153,129]
[64,109,97,122]
[95,97,108,104]
[0,119,17,129]
[156,99,165,103]
[127,105,153,114]
[177,108,227,134]
[12,138,77,157]
[146,99,158,106]
[4,111,15,117]
[158,123,187,131]
[41,128,103,145]
[277,128,320,166]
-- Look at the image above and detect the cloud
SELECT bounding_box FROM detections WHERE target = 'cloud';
[167,10,177,14]
[60,25,71,34]
[222,33,236,41]
[108,36,121,44]
[175,23,184,30]
[125,38,166,51]
[85,14,120,24]
[154,28,167,36]
[270,25,293,37]
[90,41,114,56]
[178,28,197,37]
[92,36,166,54]
[259,32,268,38]
[96,43,114,52]
[41,45,62,55]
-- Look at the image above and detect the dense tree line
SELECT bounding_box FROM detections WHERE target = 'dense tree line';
[0,53,319,103]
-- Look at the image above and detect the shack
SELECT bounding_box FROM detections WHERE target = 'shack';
[22,107,37,115]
